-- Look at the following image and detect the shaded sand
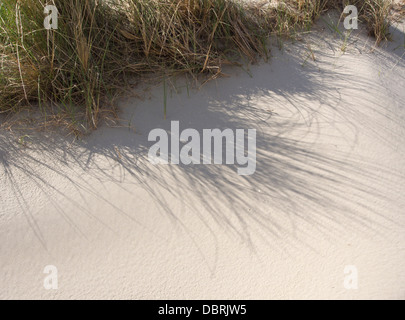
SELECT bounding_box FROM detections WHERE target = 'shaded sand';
[1,17,405,299]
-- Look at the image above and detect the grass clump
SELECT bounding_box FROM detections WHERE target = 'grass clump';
[0,0,132,127]
[0,0,396,129]
[360,0,393,43]
[0,0,270,128]
[252,0,393,43]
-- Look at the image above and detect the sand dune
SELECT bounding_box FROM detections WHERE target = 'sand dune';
[1,16,404,299]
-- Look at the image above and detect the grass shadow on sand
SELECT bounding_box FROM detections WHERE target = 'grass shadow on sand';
[1,33,404,256]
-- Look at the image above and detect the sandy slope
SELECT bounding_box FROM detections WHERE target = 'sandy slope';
[1,16,405,299]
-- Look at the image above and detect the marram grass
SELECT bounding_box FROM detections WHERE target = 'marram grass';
[0,0,395,130]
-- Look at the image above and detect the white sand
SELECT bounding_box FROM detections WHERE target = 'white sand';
[1,16,405,299]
